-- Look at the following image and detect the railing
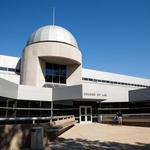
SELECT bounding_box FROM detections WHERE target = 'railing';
[98,113,150,126]
[0,115,74,122]
[43,82,66,88]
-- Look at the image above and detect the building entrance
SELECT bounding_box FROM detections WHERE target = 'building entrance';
[79,106,92,123]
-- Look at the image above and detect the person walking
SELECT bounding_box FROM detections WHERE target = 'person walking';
[113,113,118,125]
[117,111,123,125]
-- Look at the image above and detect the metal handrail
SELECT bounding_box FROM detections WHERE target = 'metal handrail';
[0,115,74,121]
[99,113,150,116]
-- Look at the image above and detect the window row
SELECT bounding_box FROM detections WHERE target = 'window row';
[0,66,20,74]
[82,77,150,88]
[0,99,51,109]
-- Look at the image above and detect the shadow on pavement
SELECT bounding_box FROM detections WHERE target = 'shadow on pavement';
[49,138,150,150]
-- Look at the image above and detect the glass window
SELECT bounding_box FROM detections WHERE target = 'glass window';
[98,80,102,82]
[60,65,66,76]
[29,101,40,108]
[89,78,93,81]
[60,65,66,70]
[41,102,51,108]
[53,64,60,76]
[7,109,16,117]
[46,63,53,69]
[60,76,66,84]
[30,110,40,117]
[81,116,85,121]
[8,100,16,108]
[87,108,91,115]
[45,63,66,84]
[17,100,29,108]
[8,68,15,72]
[16,69,20,74]
[87,116,91,121]
[53,75,59,83]
[0,109,6,117]
[46,63,53,75]
[45,75,52,82]
[41,110,51,117]
[0,98,7,107]
[0,67,7,71]
[16,110,29,117]
[82,77,89,81]
[81,108,85,115]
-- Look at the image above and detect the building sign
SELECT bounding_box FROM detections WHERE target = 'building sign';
[84,92,107,98]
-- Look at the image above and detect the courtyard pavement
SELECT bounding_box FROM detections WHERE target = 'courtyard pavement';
[47,123,150,150]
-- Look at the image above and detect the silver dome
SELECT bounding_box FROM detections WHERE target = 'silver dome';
[27,25,78,48]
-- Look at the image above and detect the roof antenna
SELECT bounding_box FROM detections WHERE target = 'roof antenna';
[53,7,55,25]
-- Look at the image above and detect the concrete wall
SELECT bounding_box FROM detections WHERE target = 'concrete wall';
[0,76,146,103]
[53,85,82,101]
[0,55,20,84]
[67,64,82,86]
[129,88,150,102]
[18,85,52,101]
[0,78,52,101]
[0,73,20,84]
[0,55,20,69]
[83,68,150,87]
[83,82,129,102]
[20,42,82,87]
[0,78,18,99]
[82,83,107,100]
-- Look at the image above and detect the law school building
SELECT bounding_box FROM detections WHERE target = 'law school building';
[0,25,150,124]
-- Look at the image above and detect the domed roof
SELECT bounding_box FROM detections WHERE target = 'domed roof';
[27,25,78,48]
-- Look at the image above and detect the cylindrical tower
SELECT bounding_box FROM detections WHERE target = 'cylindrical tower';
[20,25,82,87]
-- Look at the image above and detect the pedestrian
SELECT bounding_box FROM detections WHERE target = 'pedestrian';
[117,111,123,125]
[113,113,118,125]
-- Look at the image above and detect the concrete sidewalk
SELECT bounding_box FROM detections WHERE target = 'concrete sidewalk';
[48,123,150,150]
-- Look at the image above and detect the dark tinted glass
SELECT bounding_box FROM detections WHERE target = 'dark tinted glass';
[45,75,52,82]
[53,64,60,76]
[0,99,6,107]
[45,63,66,84]
[81,108,85,115]
[8,68,15,72]
[17,100,29,108]
[0,67,7,71]
[0,109,6,117]
[53,76,59,83]
[60,76,66,84]
[46,63,53,69]
[87,115,91,121]
[16,69,20,74]
[81,116,85,121]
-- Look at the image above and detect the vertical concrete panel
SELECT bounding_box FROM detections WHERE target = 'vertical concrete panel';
[67,64,82,86]
[37,58,45,87]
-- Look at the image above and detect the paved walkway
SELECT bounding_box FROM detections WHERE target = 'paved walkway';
[48,123,150,150]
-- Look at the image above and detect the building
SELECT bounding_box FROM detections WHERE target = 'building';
[0,25,150,124]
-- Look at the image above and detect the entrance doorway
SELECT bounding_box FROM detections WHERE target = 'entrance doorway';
[79,106,92,123]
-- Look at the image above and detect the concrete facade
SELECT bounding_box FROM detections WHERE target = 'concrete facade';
[20,42,82,87]
[0,25,150,124]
